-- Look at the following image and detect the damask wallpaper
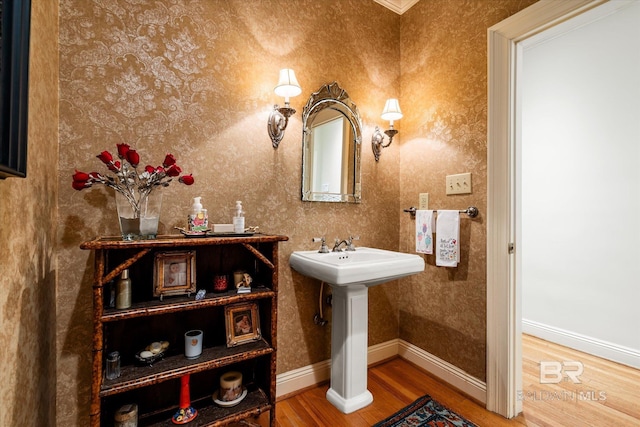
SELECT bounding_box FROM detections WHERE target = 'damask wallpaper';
[45,0,537,425]
[0,1,58,426]
[398,0,538,380]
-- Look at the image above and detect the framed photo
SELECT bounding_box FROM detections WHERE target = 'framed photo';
[225,302,261,347]
[153,250,196,300]
[0,0,31,179]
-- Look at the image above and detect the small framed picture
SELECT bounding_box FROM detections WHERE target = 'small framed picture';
[153,250,196,300]
[225,302,261,347]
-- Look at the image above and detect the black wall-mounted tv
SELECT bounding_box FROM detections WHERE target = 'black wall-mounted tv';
[0,0,31,179]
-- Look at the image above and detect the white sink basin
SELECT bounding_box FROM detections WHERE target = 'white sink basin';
[289,247,425,287]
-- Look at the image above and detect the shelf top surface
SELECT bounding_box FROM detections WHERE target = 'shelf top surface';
[80,233,289,250]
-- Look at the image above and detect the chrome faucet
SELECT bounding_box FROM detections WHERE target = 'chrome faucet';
[332,238,349,252]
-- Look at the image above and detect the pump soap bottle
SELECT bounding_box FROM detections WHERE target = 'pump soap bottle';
[189,196,208,232]
[233,201,245,233]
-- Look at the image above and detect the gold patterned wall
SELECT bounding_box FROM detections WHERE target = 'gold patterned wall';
[57,1,400,425]
[398,0,537,380]
[0,1,59,426]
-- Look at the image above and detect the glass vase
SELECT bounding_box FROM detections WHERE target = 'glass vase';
[115,190,162,240]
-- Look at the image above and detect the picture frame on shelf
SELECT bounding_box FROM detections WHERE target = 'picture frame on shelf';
[153,250,196,300]
[225,302,261,347]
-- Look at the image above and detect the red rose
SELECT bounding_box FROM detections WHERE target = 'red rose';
[74,146,191,197]
[107,160,121,172]
[73,170,90,182]
[166,164,181,177]
[163,154,176,168]
[126,149,140,167]
[117,143,130,159]
[97,151,113,164]
[72,181,90,190]
[179,174,195,185]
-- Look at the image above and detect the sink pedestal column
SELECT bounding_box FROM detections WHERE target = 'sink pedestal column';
[326,284,374,414]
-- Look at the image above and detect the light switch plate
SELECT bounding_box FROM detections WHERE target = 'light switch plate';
[419,193,429,209]
[446,173,472,195]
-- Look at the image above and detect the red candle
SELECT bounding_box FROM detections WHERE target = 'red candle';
[179,374,191,409]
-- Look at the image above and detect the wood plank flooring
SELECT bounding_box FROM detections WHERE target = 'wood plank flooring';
[520,334,640,427]
[250,334,639,426]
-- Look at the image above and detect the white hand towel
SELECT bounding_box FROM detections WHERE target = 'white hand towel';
[436,210,460,267]
[415,210,434,254]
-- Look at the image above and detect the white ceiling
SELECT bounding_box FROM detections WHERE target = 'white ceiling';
[373,0,420,15]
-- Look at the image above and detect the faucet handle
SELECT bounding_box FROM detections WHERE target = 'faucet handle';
[346,235,360,251]
[312,237,330,253]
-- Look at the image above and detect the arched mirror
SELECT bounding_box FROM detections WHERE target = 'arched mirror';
[302,82,362,203]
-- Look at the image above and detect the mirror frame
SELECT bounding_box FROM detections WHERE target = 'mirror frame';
[301,82,362,203]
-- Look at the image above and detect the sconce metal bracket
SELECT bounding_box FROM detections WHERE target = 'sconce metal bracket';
[372,126,398,161]
[268,105,296,148]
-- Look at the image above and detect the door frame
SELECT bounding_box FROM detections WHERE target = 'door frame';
[485,0,607,417]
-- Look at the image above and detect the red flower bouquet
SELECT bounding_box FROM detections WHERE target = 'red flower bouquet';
[72,144,194,239]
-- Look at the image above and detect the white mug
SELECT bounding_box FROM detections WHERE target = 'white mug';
[184,330,203,359]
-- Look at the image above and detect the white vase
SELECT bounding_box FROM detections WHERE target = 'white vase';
[115,190,162,240]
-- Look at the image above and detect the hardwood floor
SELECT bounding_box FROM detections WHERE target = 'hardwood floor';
[258,334,640,427]
[519,334,640,427]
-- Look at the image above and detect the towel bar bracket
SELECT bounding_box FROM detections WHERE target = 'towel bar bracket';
[403,206,479,219]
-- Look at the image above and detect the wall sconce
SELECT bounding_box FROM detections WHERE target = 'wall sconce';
[372,98,403,161]
[268,68,302,148]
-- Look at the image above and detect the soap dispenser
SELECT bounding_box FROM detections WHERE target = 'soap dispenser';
[233,201,245,233]
[188,196,208,232]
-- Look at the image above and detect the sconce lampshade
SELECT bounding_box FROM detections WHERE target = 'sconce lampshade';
[381,98,403,122]
[274,68,302,100]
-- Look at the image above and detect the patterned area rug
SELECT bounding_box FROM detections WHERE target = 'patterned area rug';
[374,394,479,427]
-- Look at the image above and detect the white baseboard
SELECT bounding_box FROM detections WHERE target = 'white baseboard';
[276,358,331,398]
[276,338,486,404]
[522,319,640,369]
[397,341,487,404]
[275,339,400,398]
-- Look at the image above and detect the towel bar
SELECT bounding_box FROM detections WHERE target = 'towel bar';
[403,206,479,219]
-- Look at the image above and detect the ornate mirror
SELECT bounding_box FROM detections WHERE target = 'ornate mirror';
[301,82,362,203]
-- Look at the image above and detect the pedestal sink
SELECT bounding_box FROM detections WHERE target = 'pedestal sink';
[289,247,425,414]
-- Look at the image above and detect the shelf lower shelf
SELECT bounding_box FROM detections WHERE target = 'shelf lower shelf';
[102,287,275,322]
[101,339,274,397]
[138,387,271,426]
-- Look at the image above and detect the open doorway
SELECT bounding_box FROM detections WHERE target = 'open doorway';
[518,0,640,368]
[486,0,639,418]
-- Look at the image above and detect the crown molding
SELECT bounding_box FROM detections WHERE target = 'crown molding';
[373,0,420,15]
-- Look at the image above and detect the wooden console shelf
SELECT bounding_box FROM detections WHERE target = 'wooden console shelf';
[81,234,288,427]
